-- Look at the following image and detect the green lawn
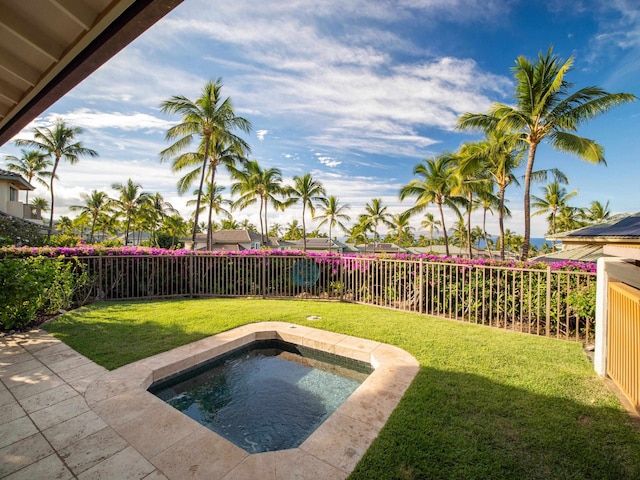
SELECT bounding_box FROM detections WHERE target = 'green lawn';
[45,298,640,479]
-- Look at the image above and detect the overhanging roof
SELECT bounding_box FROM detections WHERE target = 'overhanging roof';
[0,0,183,146]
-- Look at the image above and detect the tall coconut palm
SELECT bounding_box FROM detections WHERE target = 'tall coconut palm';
[420,212,441,247]
[388,210,414,246]
[14,119,98,237]
[231,160,290,246]
[160,79,252,249]
[458,46,636,259]
[400,154,460,256]
[4,149,52,204]
[186,183,232,231]
[70,190,113,243]
[532,181,578,249]
[288,173,326,251]
[316,196,351,253]
[111,179,149,245]
[141,192,177,246]
[581,200,611,224]
[362,198,393,250]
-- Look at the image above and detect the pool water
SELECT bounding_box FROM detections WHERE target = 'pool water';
[148,340,372,453]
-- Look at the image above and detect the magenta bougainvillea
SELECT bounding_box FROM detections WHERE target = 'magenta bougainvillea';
[0,245,597,272]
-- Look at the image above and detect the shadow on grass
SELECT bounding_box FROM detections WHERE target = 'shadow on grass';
[350,367,640,480]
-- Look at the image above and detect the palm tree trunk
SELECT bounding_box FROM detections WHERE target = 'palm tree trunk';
[263,198,269,247]
[302,204,307,252]
[521,141,538,260]
[328,223,332,253]
[191,138,210,250]
[499,186,506,261]
[467,192,473,259]
[48,157,60,239]
[482,207,493,260]
[438,201,449,257]
[207,158,218,251]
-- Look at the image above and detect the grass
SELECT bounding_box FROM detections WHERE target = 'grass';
[45,298,640,479]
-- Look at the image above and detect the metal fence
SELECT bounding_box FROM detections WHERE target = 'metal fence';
[77,254,596,342]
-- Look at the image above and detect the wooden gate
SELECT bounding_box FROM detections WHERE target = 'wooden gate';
[606,281,640,412]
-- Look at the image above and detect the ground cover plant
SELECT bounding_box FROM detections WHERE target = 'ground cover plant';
[45,298,640,479]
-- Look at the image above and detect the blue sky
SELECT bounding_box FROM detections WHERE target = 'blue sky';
[1,0,638,239]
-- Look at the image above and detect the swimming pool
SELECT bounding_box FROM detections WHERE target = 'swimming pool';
[149,339,373,453]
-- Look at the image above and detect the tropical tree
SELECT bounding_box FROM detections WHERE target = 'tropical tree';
[581,200,611,224]
[231,160,290,245]
[160,214,189,248]
[532,181,578,248]
[283,220,303,240]
[388,210,414,246]
[186,184,231,228]
[31,197,49,215]
[420,212,441,246]
[361,198,393,249]
[220,218,240,230]
[4,149,51,203]
[345,221,369,245]
[111,179,149,245]
[160,79,252,249]
[56,215,73,234]
[316,196,351,253]
[238,218,257,233]
[14,119,98,237]
[400,154,460,256]
[142,192,177,246]
[458,46,636,259]
[288,173,326,251]
[70,190,112,243]
[269,223,284,238]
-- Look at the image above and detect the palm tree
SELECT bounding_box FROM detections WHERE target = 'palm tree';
[160,79,252,249]
[284,220,303,240]
[458,46,636,259]
[70,190,112,243]
[142,192,177,246]
[231,160,290,245]
[362,198,393,250]
[14,119,98,237]
[388,210,414,246]
[4,149,52,203]
[420,212,441,246]
[581,200,611,224]
[31,197,49,215]
[288,173,326,251]
[345,221,369,245]
[56,215,73,234]
[269,223,284,238]
[220,218,240,230]
[111,179,149,245]
[186,183,231,229]
[532,181,578,249]
[400,154,460,256]
[316,196,351,253]
[160,214,189,248]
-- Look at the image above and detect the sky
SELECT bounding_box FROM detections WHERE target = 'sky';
[1,0,639,239]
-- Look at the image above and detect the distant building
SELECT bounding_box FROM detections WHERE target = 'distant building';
[186,229,272,251]
[0,169,44,224]
[535,213,640,263]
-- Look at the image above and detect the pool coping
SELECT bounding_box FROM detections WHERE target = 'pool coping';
[84,322,419,479]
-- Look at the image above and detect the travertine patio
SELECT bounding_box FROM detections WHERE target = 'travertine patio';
[0,323,418,479]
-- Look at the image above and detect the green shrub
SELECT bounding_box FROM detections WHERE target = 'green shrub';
[46,234,83,247]
[0,256,91,331]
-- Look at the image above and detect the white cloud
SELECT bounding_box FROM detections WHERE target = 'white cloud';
[256,130,269,141]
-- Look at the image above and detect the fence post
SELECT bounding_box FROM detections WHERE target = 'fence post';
[189,254,194,297]
[419,259,424,314]
[262,255,266,299]
[546,266,551,337]
[339,256,345,301]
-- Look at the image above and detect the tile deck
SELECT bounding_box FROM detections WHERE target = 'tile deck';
[0,323,419,479]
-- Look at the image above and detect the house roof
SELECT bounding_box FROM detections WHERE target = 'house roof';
[210,229,263,244]
[532,245,609,264]
[0,0,183,146]
[549,213,640,241]
[0,169,34,190]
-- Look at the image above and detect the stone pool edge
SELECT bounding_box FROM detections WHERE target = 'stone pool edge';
[84,322,420,480]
